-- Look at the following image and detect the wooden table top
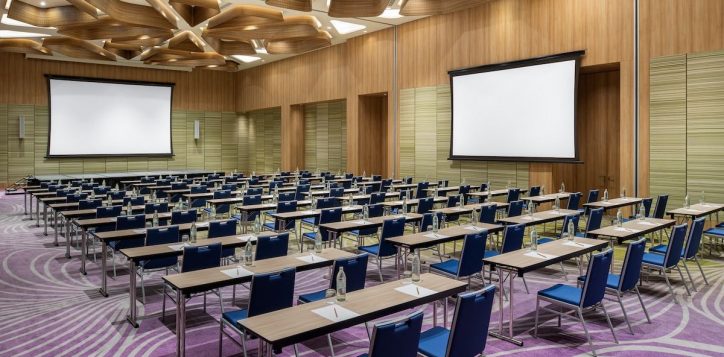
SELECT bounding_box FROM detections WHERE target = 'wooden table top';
[269,205,363,220]
[120,231,275,261]
[75,212,174,228]
[304,189,360,197]
[466,188,529,197]
[667,203,724,218]
[334,192,400,201]
[382,196,448,207]
[430,202,501,215]
[496,209,580,226]
[390,182,439,190]
[163,248,355,294]
[483,237,609,274]
[587,218,675,243]
[240,273,467,349]
[522,192,572,203]
[583,197,643,209]
[386,222,504,250]
[319,213,424,233]
[94,221,214,241]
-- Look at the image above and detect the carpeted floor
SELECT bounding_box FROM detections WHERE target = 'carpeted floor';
[0,191,722,357]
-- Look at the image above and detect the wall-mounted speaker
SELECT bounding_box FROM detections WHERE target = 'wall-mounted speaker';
[19,115,25,139]
[194,120,200,140]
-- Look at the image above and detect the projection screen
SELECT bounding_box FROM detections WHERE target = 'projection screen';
[449,51,583,162]
[47,76,174,157]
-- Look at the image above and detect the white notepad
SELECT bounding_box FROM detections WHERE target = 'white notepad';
[449,207,466,212]
[614,227,641,233]
[169,243,192,251]
[544,211,561,215]
[562,241,593,248]
[238,235,257,242]
[424,233,449,239]
[683,209,702,213]
[637,221,657,226]
[464,225,486,232]
[301,210,318,215]
[395,284,437,298]
[351,220,371,225]
[520,216,537,220]
[524,251,558,260]
[311,304,359,322]
[221,266,253,279]
[297,254,328,263]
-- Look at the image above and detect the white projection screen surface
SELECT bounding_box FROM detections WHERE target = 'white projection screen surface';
[47,77,174,157]
[449,52,582,162]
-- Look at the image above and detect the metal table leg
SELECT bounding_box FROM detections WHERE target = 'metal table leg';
[176,289,186,357]
[36,198,41,227]
[99,242,109,297]
[29,194,33,218]
[488,267,523,346]
[24,190,28,215]
[65,219,72,258]
[396,247,401,279]
[81,228,88,275]
[126,259,139,327]
[53,210,59,246]
[44,204,49,235]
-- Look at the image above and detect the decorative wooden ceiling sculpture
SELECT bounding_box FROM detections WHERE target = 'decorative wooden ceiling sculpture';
[167,30,205,52]
[328,0,388,18]
[85,0,178,29]
[264,0,311,12]
[56,16,174,42]
[103,41,143,60]
[43,36,117,61]
[141,47,225,67]
[399,0,493,16]
[203,36,256,56]
[205,14,321,41]
[266,30,331,54]
[0,39,52,55]
[7,0,97,27]
[168,0,221,27]
[202,60,239,72]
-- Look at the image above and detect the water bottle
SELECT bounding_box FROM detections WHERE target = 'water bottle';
[363,170,366,177]
[458,194,464,207]
[528,202,534,217]
[102,179,106,187]
[152,210,159,227]
[209,205,216,219]
[107,194,112,206]
[411,250,421,282]
[126,202,133,215]
[554,196,560,212]
[402,197,408,214]
[603,188,609,201]
[700,191,705,205]
[244,240,253,266]
[312,197,318,210]
[567,220,575,241]
[530,228,538,251]
[560,181,565,193]
[274,187,279,203]
[638,204,646,220]
[616,209,623,227]
[91,191,96,199]
[114,183,119,191]
[487,189,492,203]
[347,194,353,207]
[314,230,323,253]
[507,180,511,189]
[190,222,197,243]
[184,174,187,179]
[684,193,690,208]
[254,216,261,234]
[336,267,347,302]
[541,185,546,195]
[622,187,627,198]
[151,190,156,203]
[432,214,439,233]
[363,205,369,220]
[472,208,479,223]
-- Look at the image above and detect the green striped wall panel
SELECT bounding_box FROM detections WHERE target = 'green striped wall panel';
[245,107,281,174]
[304,106,317,170]
[186,111,205,169]
[221,112,238,172]
[304,100,347,172]
[8,105,35,181]
[436,86,460,185]
[237,114,249,172]
[414,87,437,181]
[0,105,7,183]
[203,112,222,171]
[168,111,188,170]
[33,107,58,175]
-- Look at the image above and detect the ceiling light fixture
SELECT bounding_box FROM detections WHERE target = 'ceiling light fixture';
[330,20,366,35]
[379,8,403,19]
[4,0,12,10]
[0,30,46,38]
[232,55,261,63]
[1,14,36,27]
[39,1,46,7]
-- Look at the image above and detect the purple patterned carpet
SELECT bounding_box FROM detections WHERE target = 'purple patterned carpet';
[0,191,722,357]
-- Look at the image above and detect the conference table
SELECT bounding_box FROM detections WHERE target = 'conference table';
[163,247,357,356]
[465,188,529,201]
[431,202,509,222]
[381,196,448,214]
[483,237,609,346]
[495,208,580,227]
[390,182,439,191]
[319,213,424,248]
[583,197,644,217]
[239,273,467,357]
[667,203,724,222]
[423,185,481,196]
[50,200,146,249]
[587,217,675,271]
[521,192,572,206]
[268,205,364,240]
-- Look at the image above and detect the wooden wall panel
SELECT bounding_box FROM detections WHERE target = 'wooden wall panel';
[358,95,388,176]
[221,112,239,173]
[0,105,7,184]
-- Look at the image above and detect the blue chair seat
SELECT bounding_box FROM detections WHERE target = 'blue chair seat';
[221,309,249,329]
[704,227,724,236]
[577,273,621,290]
[717,223,724,228]
[359,244,380,255]
[302,217,316,225]
[263,222,276,230]
[417,326,450,357]
[641,252,665,266]
[649,244,682,256]
[429,260,459,276]
[298,290,327,303]
[575,232,586,238]
[483,250,499,259]
[537,237,556,245]
[538,284,582,306]
[302,232,320,241]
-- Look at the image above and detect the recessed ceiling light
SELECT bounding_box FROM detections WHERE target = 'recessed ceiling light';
[0,30,46,38]
[39,1,46,7]
[330,20,366,35]
[232,55,261,63]
[379,8,403,19]
[1,14,36,27]
[4,0,12,10]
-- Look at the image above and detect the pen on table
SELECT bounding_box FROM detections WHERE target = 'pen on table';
[537,252,547,259]
[333,307,338,318]
[416,287,420,295]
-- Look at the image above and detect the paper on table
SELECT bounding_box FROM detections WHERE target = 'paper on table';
[311,304,359,322]
[238,235,257,242]
[221,266,253,279]
[297,254,328,263]
[523,251,558,260]
[350,220,371,225]
[395,284,437,298]
[464,225,486,232]
[302,210,318,215]
[449,207,466,212]
[544,211,560,215]
[424,233,449,239]
[169,243,191,251]
[637,221,657,226]
[684,209,702,213]
[563,241,593,248]
[614,227,641,233]
[520,216,536,220]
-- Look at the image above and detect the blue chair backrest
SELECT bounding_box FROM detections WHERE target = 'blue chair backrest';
[506,188,521,203]
[182,243,222,272]
[458,185,470,203]
[586,189,599,204]
[415,182,429,199]
[222,183,237,191]
[116,214,146,230]
[580,249,614,308]
[255,233,290,260]
[479,183,488,193]
[417,197,434,214]
[279,192,296,202]
[447,285,496,357]
[269,180,283,190]
[171,210,196,225]
[213,190,231,200]
[123,196,145,206]
[558,214,580,238]
[316,197,338,209]
[295,184,311,200]
[404,177,413,184]
[190,185,208,194]
[378,218,405,256]
[370,192,386,205]
[317,208,343,239]
[93,187,109,195]
[458,232,487,277]
[145,202,169,214]
[501,224,525,253]
[248,268,296,317]
[507,200,523,217]
[585,208,604,232]
[146,226,180,246]
[372,175,382,182]
[420,212,444,232]
[243,194,262,206]
[109,191,125,200]
[330,254,369,292]
[276,200,297,214]
[479,204,497,224]
[171,182,188,190]
[684,217,706,259]
[329,187,345,198]
[96,206,122,218]
[641,197,653,217]
[246,187,263,196]
[56,189,70,197]
[663,223,688,267]
[79,199,102,210]
[618,238,646,291]
[81,182,96,190]
[66,193,88,203]
[368,310,424,357]
[567,192,582,210]
[529,186,541,197]
[653,194,668,219]
[208,219,237,238]
[367,203,384,217]
[446,195,460,208]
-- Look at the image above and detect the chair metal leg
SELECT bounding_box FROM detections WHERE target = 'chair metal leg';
[616,292,633,335]
[327,334,336,357]
[293,344,300,357]
[241,330,248,357]
[662,270,676,302]
[140,269,146,304]
[533,298,540,337]
[681,261,697,292]
[633,286,651,323]
[364,322,371,341]
[694,256,709,285]
[559,261,568,281]
[112,250,117,278]
[577,308,596,357]
[600,302,619,343]
[162,283,167,321]
[675,265,691,296]
[377,257,384,282]
[521,275,530,294]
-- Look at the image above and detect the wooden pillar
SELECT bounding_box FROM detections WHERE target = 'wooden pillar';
[281,104,305,170]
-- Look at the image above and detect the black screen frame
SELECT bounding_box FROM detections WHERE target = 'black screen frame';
[448,50,585,163]
[45,75,176,159]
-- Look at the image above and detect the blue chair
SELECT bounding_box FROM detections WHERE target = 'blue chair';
[109,214,147,277]
[171,210,196,225]
[123,196,145,206]
[360,310,424,357]
[204,190,231,219]
[220,268,296,356]
[417,285,496,357]
[299,254,369,303]
[66,192,88,203]
[233,194,262,227]
[651,217,707,291]
[145,202,169,214]
[301,197,337,227]
[92,206,123,256]
[430,232,487,284]
[190,185,208,194]
[349,204,384,246]
[652,194,669,219]
[577,207,604,238]
[444,195,462,224]
[93,187,109,196]
[641,223,690,300]
[507,200,524,217]
[534,249,617,355]
[566,192,582,211]
[577,238,650,334]
[415,182,430,199]
[529,186,541,197]
[108,190,125,200]
[278,192,296,202]
[209,219,238,262]
[458,185,471,204]
[222,183,237,191]
[369,192,386,205]
[417,197,434,215]
[264,201,297,232]
[506,188,521,203]
[330,187,345,198]
[78,198,102,210]
[138,226,181,303]
[359,217,405,281]
[295,184,311,201]
[538,214,580,245]
[162,243,222,320]
[381,179,393,193]
[478,204,497,224]
[246,187,263,196]
[579,189,600,215]
[417,212,446,261]
[483,224,525,285]
[302,208,342,250]
[626,197,653,221]
[255,232,290,260]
